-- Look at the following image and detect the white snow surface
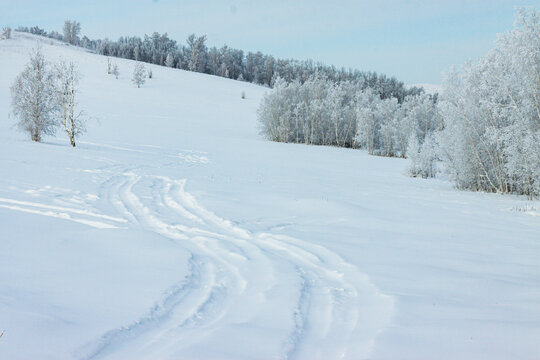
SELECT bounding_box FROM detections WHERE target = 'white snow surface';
[0,33,539,360]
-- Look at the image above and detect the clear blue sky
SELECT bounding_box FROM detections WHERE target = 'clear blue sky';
[1,0,539,84]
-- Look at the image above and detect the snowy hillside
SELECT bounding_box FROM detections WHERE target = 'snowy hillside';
[1,32,539,360]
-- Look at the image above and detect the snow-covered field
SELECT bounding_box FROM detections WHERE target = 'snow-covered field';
[1,33,539,360]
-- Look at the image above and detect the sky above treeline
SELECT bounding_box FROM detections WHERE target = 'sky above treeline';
[1,0,539,84]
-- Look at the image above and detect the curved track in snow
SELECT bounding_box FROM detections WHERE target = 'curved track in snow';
[79,170,393,360]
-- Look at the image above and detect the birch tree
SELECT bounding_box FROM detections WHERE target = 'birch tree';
[10,47,58,142]
[132,62,146,88]
[55,61,86,147]
[437,8,540,197]
[186,34,207,73]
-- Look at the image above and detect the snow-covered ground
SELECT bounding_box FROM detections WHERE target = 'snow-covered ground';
[0,33,539,360]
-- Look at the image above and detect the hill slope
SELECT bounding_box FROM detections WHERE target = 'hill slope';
[0,33,539,360]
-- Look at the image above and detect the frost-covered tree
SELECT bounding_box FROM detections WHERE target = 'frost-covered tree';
[354,88,379,153]
[70,20,81,44]
[2,26,11,39]
[186,34,207,73]
[112,63,119,79]
[437,8,540,197]
[408,133,438,178]
[10,47,58,142]
[63,20,81,45]
[63,21,71,44]
[259,75,359,147]
[258,72,437,158]
[327,81,357,147]
[132,62,146,88]
[258,77,289,142]
[407,135,421,176]
[355,90,403,156]
[165,52,175,67]
[503,127,540,199]
[498,8,540,198]
[402,94,440,146]
[55,61,85,147]
[377,98,400,156]
[147,68,153,79]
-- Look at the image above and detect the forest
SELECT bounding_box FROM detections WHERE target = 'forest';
[258,8,540,199]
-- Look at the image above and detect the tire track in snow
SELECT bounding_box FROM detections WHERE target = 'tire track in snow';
[168,177,393,358]
[168,176,393,359]
[81,172,393,360]
[80,173,246,359]
[0,197,125,229]
[282,268,311,359]
[79,255,209,360]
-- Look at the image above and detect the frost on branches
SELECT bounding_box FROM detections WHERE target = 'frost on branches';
[10,47,58,142]
[258,8,539,198]
[55,61,86,147]
[257,76,440,157]
[132,62,146,88]
[10,47,86,146]
[437,8,540,198]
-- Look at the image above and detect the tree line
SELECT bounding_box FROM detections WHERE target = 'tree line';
[15,22,423,103]
[258,8,540,199]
